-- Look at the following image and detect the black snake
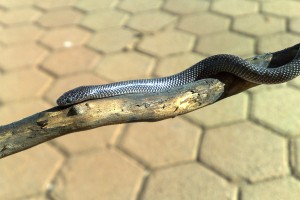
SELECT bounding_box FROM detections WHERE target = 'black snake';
[57,45,300,106]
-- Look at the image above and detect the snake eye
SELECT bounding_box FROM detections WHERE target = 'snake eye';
[66,98,72,103]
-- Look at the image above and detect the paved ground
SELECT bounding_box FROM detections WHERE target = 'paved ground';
[0,0,300,199]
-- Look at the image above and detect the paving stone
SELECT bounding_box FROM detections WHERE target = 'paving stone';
[38,8,83,28]
[178,13,230,36]
[164,0,209,14]
[185,93,248,127]
[42,47,101,76]
[251,87,300,136]
[51,150,145,200]
[76,0,118,11]
[127,11,177,33]
[242,177,300,200]
[155,52,205,77]
[196,32,255,56]
[263,0,300,17]
[0,24,44,45]
[201,121,289,182]
[234,14,285,36]
[0,7,42,25]
[212,0,258,16]
[119,118,201,168]
[290,18,300,34]
[142,163,237,200]
[40,26,91,49]
[88,28,138,53]
[258,33,300,54]
[0,43,48,70]
[0,143,63,200]
[291,138,300,177]
[0,99,50,125]
[0,68,52,103]
[118,0,163,13]
[138,30,195,57]
[95,52,155,82]
[45,73,106,105]
[35,0,77,10]
[81,10,129,31]
[0,0,35,8]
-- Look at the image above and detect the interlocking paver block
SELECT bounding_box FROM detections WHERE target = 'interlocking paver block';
[0,68,52,102]
[40,26,91,49]
[119,118,201,168]
[138,30,195,57]
[142,163,237,200]
[42,47,101,76]
[290,18,300,34]
[35,0,77,10]
[81,10,129,31]
[0,24,44,45]
[292,138,300,177]
[76,0,118,11]
[51,150,144,200]
[0,43,48,70]
[0,7,42,25]
[234,14,285,36]
[263,0,300,17]
[196,32,254,56]
[45,73,106,105]
[178,13,230,36]
[200,121,289,182]
[127,11,177,33]
[118,0,163,13]
[0,144,63,200]
[251,87,300,136]
[155,52,205,77]
[242,177,300,200]
[212,0,258,16]
[164,0,209,14]
[95,52,155,81]
[38,8,83,27]
[88,28,138,53]
[0,0,35,8]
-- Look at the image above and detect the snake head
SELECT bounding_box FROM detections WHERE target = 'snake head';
[56,86,90,106]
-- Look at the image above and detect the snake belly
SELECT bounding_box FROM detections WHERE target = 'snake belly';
[57,53,300,106]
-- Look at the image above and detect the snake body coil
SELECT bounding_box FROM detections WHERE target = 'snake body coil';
[57,48,300,106]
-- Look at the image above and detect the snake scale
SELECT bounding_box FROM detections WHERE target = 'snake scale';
[57,46,300,106]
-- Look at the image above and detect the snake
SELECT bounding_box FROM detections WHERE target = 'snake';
[57,46,300,106]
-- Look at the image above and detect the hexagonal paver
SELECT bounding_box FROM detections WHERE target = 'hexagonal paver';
[178,13,230,36]
[142,163,237,200]
[251,87,300,136]
[40,26,91,49]
[95,52,155,82]
[118,0,163,13]
[138,30,195,57]
[0,68,52,103]
[35,0,77,10]
[212,0,258,16]
[119,118,201,168]
[196,32,255,56]
[81,10,129,31]
[185,93,248,127]
[234,14,285,36]
[42,47,101,76]
[76,0,118,11]
[38,8,83,27]
[263,1,300,17]
[0,143,63,200]
[46,73,106,105]
[258,33,300,53]
[0,99,50,125]
[51,150,144,200]
[164,0,209,14]
[291,138,300,177]
[290,18,300,34]
[0,7,42,25]
[0,0,35,8]
[127,11,177,33]
[87,28,138,53]
[242,177,300,200]
[200,121,289,182]
[0,43,48,70]
[155,52,205,77]
[0,24,44,45]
